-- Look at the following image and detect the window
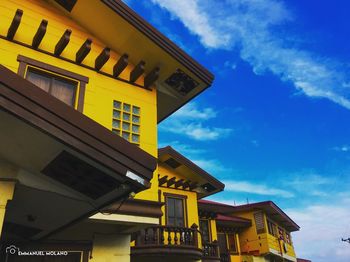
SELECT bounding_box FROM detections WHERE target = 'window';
[217,233,228,254]
[112,100,140,145]
[228,234,237,253]
[26,68,77,107]
[199,219,211,243]
[166,196,185,227]
[254,212,265,234]
[278,227,284,240]
[267,219,277,236]
[17,55,88,112]
[285,231,291,244]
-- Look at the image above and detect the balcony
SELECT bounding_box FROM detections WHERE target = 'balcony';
[131,225,207,261]
[202,241,220,262]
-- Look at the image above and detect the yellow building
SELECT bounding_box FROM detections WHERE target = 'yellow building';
[0,1,301,262]
[131,146,224,262]
[198,200,300,262]
[0,0,213,261]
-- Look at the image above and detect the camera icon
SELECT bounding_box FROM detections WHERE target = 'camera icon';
[6,245,19,255]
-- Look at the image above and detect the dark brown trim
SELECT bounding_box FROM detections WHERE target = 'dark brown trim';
[0,35,151,90]
[17,55,89,83]
[130,60,145,83]
[54,0,78,12]
[32,20,48,49]
[159,146,225,197]
[17,55,88,113]
[7,9,22,40]
[101,0,214,86]
[163,193,188,200]
[102,198,164,218]
[158,189,162,224]
[76,38,92,64]
[0,65,156,181]
[0,178,19,183]
[95,47,110,71]
[55,29,72,56]
[230,201,300,232]
[113,53,129,77]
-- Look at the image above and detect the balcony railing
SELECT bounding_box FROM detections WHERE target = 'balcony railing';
[202,240,220,260]
[134,224,199,247]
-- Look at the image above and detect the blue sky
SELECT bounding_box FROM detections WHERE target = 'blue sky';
[124,1,350,261]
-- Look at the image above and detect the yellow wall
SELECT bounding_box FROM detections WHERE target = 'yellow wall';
[0,181,16,236]
[90,234,131,262]
[157,164,199,228]
[0,0,159,201]
[232,211,296,259]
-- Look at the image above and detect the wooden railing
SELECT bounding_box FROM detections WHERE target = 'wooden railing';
[202,240,220,258]
[220,252,231,262]
[134,224,199,247]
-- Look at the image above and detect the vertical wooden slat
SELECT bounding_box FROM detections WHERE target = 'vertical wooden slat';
[76,38,92,64]
[130,60,145,82]
[144,66,160,88]
[113,53,129,77]
[7,9,23,40]
[32,20,48,49]
[54,29,72,56]
[95,47,110,71]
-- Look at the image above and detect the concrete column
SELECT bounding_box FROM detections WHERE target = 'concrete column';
[0,180,16,237]
[90,233,131,262]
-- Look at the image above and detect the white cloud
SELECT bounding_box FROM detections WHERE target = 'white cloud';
[159,103,233,140]
[171,102,217,120]
[333,145,350,152]
[151,0,350,109]
[223,180,294,198]
[287,201,350,262]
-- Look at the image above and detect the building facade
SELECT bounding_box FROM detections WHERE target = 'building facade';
[0,1,300,262]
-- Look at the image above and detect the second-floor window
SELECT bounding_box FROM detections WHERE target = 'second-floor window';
[199,219,210,243]
[112,100,141,145]
[267,219,277,237]
[18,55,88,112]
[26,68,77,107]
[166,197,185,227]
[228,233,237,253]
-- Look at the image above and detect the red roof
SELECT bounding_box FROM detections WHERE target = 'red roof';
[198,199,233,207]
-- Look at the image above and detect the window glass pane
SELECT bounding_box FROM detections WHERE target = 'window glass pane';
[112,119,120,129]
[113,101,121,109]
[200,220,210,243]
[51,78,76,106]
[113,110,121,119]
[123,113,130,121]
[166,197,184,227]
[132,115,140,124]
[132,125,140,133]
[228,234,237,252]
[175,199,183,217]
[122,132,130,140]
[123,103,131,112]
[26,69,51,92]
[132,106,140,115]
[112,129,120,135]
[168,217,175,226]
[122,122,130,131]
[132,134,140,143]
[167,198,175,217]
